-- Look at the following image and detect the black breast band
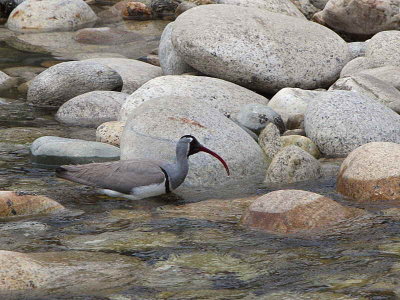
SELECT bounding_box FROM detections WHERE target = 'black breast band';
[160,168,171,193]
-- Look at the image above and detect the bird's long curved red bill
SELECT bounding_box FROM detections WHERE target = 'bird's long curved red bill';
[199,146,230,176]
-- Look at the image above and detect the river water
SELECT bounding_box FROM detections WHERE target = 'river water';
[0,20,399,300]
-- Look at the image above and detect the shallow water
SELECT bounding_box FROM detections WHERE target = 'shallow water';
[0,24,400,300]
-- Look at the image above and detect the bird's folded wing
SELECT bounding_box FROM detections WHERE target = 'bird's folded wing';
[56,160,166,194]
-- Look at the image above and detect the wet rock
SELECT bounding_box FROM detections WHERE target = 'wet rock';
[304,91,400,157]
[366,31,400,68]
[170,5,349,93]
[96,121,125,146]
[267,87,323,124]
[217,0,305,18]
[84,58,162,94]
[0,191,64,217]
[0,127,65,144]
[6,0,98,33]
[242,190,363,234]
[340,57,373,78]
[330,74,400,113]
[280,135,321,158]
[74,27,144,45]
[27,61,123,107]
[313,0,400,36]
[124,1,153,20]
[159,22,196,75]
[0,70,17,90]
[236,104,285,135]
[258,123,282,165]
[348,42,367,60]
[0,250,49,291]
[30,136,120,166]
[2,66,45,83]
[151,0,180,19]
[120,96,266,187]
[265,145,321,185]
[337,142,400,202]
[55,91,128,128]
[356,66,400,91]
[119,75,269,122]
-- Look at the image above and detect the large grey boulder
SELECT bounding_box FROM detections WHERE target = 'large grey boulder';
[216,0,305,18]
[55,91,129,128]
[330,74,400,113]
[365,31,400,68]
[170,5,350,93]
[304,91,400,157]
[84,58,162,94]
[267,88,324,124]
[27,61,123,107]
[30,136,120,166]
[119,75,269,122]
[120,96,267,188]
[6,0,98,33]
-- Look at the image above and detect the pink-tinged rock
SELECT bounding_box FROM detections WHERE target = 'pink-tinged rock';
[75,27,144,45]
[242,190,363,234]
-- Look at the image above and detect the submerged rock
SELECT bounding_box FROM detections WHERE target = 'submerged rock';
[242,190,364,234]
[0,191,64,217]
[337,142,400,202]
[6,0,98,33]
[27,61,123,107]
[30,136,120,166]
[74,27,144,45]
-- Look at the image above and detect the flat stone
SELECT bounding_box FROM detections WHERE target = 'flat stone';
[6,0,98,33]
[119,75,269,122]
[242,189,364,234]
[120,96,266,187]
[171,5,350,93]
[0,191,64,217]
[27,61,123,107]
[265,145,321,185]
[280,135,321,158]
[304,91,400,157]
[83,57,162,94]
[96,121,125,146]
[337,142,400,202]
[30,136,120,166]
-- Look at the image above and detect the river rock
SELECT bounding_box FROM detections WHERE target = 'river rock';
[0,250,49,291]
[30,136,120,166]
[348,42,367,60]
[265,145,321,185]
[0,191,64,217]
[356,66,400,91]
[330,74,400,113]
[286,114,304,130]
[280,135,321,158]
[74,27,144,45]
[337,142,400,202]
[96,121,125,146]
[290,0,320,19]
[84,58,162,94]
[6,0,98,33]
[241,190,363,234]
[55,91,128,128]
[27,61,123,107]
[0,70,17,90]
[159,22,196,75]
[120,96,267,187]
[119,75,269,121]
[340,57,373,78]
[304,91,400,157]
[267,88,324,124]
[236,104,285,134]
[313,0,400,36]
[258,123,282,164]
[170,5,350,93]
[216,0,305,18]
[365,31,400,68]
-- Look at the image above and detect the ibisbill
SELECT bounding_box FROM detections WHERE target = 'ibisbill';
[55,135,230,200]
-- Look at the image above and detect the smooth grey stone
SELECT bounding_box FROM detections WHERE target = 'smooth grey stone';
[304,91,400,157]
[30,136,120,167]
[366,31,400,68]
[357,66,400,91]
[348,42,367,60]
[340,57,374,77]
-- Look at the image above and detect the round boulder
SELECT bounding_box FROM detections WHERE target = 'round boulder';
[365,31,400,68]
[27,61,123,107]
[56,91,128,128]
[337,142,400,202]
[6,0,98,33]
[120,96,267,187]
[280,135,320,158]
[304,91,400,157]
[119,75,269,122]
[171,5,350,93]
[242,190,364,234]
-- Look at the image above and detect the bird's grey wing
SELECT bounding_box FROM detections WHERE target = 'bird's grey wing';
[56,160,166,194]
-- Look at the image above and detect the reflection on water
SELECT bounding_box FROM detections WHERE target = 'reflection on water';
[0,32,399,300]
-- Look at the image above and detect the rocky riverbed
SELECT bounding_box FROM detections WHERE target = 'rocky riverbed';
[0,0,400,299]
